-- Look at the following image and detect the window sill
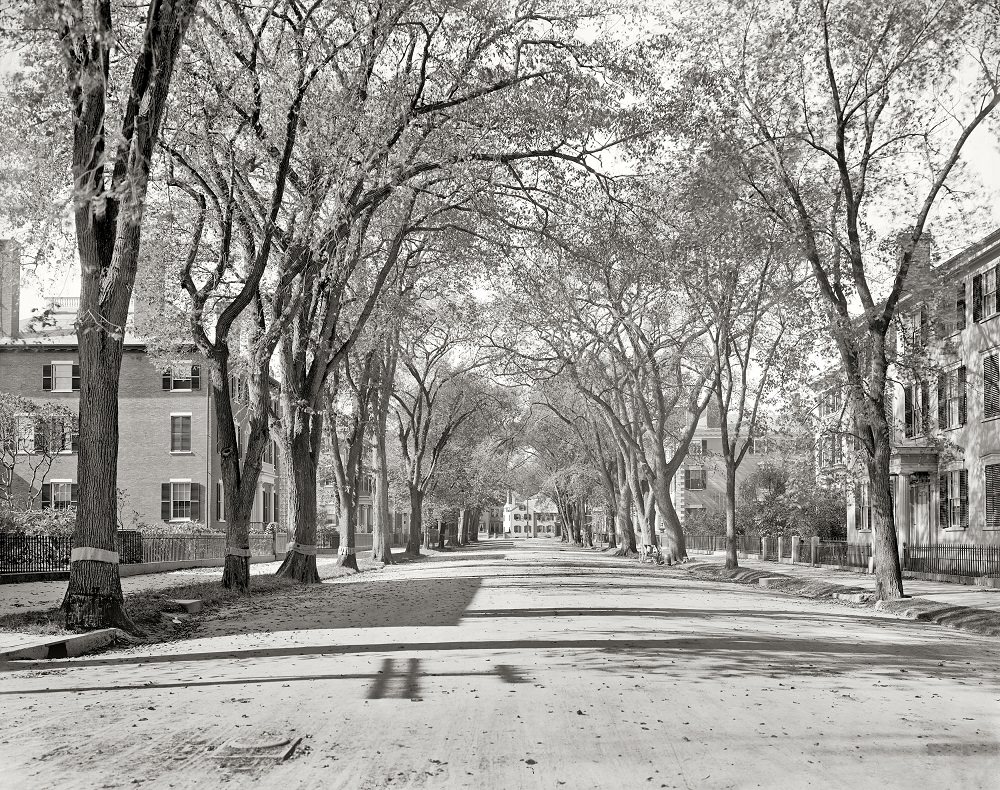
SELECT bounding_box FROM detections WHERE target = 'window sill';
[985,415,1000,423]
[170,451,194,455]
[943,528,968,533]
[169,518,192,523]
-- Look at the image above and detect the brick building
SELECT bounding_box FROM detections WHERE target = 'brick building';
[0,247,281,530]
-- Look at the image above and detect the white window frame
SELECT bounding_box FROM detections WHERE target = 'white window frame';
[15,414,34,454]
[170,412,193,454]
[50,478,73,509]
[50,360,74,393]
[170,478,193,522]
[985,268,998,319]
[167,362,194,392]
[943,471,965,530]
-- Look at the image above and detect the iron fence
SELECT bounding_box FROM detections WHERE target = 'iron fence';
[904,544,1000,578]
[1,530,277,575]
[684,534,762,555]
[815,540,871,569]
[0,533,72,574]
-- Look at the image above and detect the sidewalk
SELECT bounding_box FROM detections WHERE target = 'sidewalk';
[689,554,1000,637]
[694,555,1000,612]
[0,556,350,615]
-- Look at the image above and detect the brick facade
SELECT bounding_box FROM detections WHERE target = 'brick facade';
[1,342,281,530]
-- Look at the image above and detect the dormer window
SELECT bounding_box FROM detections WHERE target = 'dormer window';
[162,363,201,392]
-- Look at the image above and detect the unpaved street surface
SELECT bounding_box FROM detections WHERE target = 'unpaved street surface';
[2,540,999,789]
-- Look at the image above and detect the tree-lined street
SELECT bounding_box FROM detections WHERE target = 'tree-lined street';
[2,541,999,789]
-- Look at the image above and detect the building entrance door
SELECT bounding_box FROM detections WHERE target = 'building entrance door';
[908,477,930,544]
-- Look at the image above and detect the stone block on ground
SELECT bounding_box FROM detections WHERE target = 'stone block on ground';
[166,599,204,613]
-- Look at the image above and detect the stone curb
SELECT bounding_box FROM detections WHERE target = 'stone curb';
[0,628,123,661]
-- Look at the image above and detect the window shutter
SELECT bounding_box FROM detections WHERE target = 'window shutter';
[957,283,967,330]
[41,483,51,509]
[273,492,279,524]
[70,483,78,507]
[987,465,1000,530]
[684,469,691,489]
[71,364,80,391]
[937,373,947,428]
[959,470,969,528]
[985,355,1000,419]
[939,473,949,529]
[190,483,202,521]
[919,307,929,346]
[958,366,967,425]
[191,365,201,390]
[42,364,52,391]
[162,370,172,390]
[904,386,914,438]
[973,274,984,321]
[161,483,171,521]
[919,381,929,432]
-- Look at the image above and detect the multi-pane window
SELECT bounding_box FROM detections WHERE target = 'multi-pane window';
[820,435,843,466]
[973,266,1000,321]
[901,307,929,350]
[685,469,707,490]
[857,483,872,531]
[819,389,842,419]
[689,439,709,456]
[42,362,79,392]
[904,381,929,437]
[986,464,1000,530]
[263,439,275,466]
[986,354,1000,420]
[161,481,200,521]
[937,367,967,429]
[15,415,77,453]
[41,480,76,509]
[162,363,201,392]
[171,481,192,520]
[939,470,968,530]
[170,415,192,452]
[50,481,73,509]
[262,484,273,524]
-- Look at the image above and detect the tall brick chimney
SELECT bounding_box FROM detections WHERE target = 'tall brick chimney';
[0,240,20,339]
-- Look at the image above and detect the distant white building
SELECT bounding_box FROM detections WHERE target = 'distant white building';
[501,491,559,537]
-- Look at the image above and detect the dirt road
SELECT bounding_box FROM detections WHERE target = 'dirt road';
[1,540,998,789]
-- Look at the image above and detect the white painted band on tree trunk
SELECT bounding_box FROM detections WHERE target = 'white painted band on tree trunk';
[288,543,317,555]
[226,548,252,557]
[337,546,356,555]
[70,547,119,564]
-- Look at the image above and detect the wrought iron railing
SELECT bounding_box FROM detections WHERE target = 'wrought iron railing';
[904,544,1000,578]
[815,540,871,568]
[1,530,277,575]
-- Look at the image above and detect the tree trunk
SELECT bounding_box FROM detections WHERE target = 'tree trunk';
[438,515,447,550]
[335,491,359,571]
[614,477,638,556]
[63,332,134,631]
[212,359,269,593]
[724,458,738,570]
[275,417,321,583]
[868,419,904,599]
[651,474,687,563]
[371,433,394,565]
[406,484,424,555]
